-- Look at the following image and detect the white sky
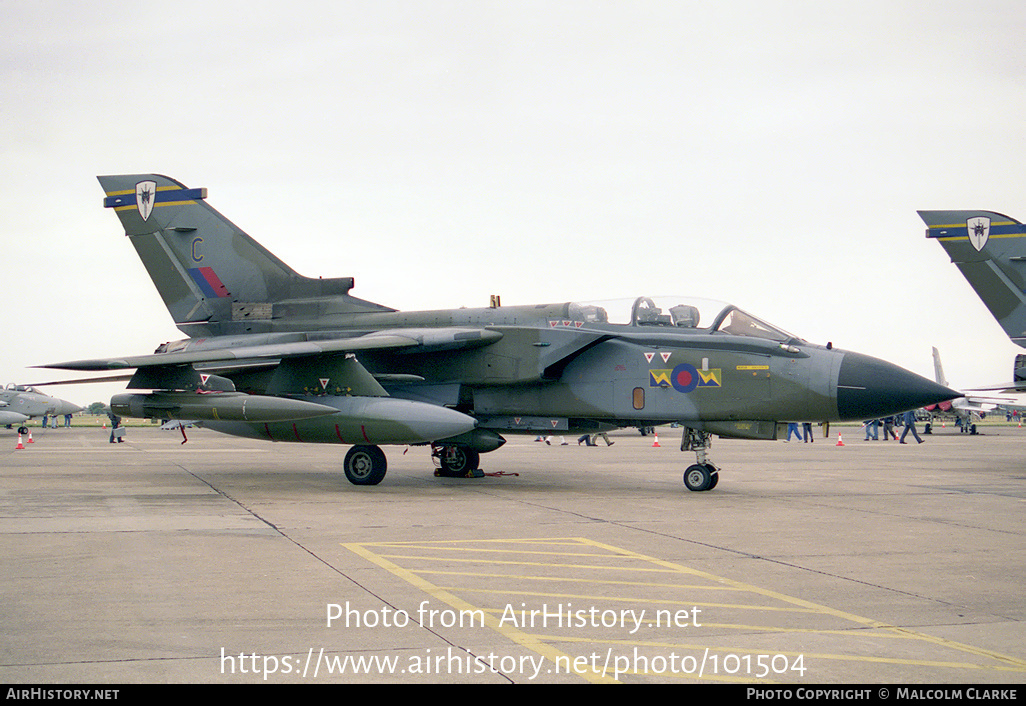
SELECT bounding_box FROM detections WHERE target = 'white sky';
[4,1,1026,406]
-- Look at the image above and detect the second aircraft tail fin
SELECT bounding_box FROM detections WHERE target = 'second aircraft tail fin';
[920,210,1026,348]
[931,346,949,388]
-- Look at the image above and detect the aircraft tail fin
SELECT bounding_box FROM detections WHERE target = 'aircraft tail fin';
[920,210,1026,348]
[931,346,949,388]
[98,174,393,337]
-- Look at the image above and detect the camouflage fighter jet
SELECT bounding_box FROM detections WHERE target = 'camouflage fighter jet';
[40,175,956,490]
[0,384,82,433]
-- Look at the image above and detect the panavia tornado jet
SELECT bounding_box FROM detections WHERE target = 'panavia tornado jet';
[1,384,82,433]
[41,175,956,491]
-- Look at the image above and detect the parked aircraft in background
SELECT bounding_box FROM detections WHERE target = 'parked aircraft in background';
[40,175,956,491]
[0,384,82,433]
[921,348,1003,434]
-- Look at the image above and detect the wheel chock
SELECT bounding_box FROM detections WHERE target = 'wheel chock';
[434,467,485,478]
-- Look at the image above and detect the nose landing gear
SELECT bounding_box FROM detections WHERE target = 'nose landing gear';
[681,427,719,491]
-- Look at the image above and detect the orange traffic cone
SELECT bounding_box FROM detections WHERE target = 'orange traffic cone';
[15,434,25,450]
[835,433,845,447]
[27,432,33,444]
[651,432,661,448]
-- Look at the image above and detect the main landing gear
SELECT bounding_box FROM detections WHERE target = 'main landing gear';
[342,444,484,485]
[681,427,719,492]
[343,445,387,485]
[431,445,482,478]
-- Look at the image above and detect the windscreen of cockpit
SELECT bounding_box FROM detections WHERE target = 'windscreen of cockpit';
[712,307,797,342]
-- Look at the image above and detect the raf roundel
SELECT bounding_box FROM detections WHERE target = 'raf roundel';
[671,363,699,394]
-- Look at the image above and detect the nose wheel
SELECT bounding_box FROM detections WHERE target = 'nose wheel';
[684,463,719,491]
[681,427,719,492]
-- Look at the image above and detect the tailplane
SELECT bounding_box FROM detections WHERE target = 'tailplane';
[920,210,1026,348]
[98,174,393,337]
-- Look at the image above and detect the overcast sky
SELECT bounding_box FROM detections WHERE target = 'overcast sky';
[4,1,1026,406]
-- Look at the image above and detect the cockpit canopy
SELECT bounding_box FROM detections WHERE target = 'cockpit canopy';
[567,296,801,343]
[5,384,40,394]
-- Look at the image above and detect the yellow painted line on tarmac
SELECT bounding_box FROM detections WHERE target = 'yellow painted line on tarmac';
[414,568,747,592]
[345,536,1026,681]
[343,541,619,683]
[371,552,697,573]
[443,586,820,614]
[577,538,1026,672]
[373,544,642,558]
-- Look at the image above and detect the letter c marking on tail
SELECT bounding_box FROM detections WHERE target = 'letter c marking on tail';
[191,237,203,262]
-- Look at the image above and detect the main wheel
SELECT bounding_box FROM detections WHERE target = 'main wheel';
[683,463,714,492]
[439,447,480,476]
[344,445,387,485]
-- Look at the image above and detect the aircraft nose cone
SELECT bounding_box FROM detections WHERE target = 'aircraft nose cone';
[53,400,82,415]
[836,351,958,420]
